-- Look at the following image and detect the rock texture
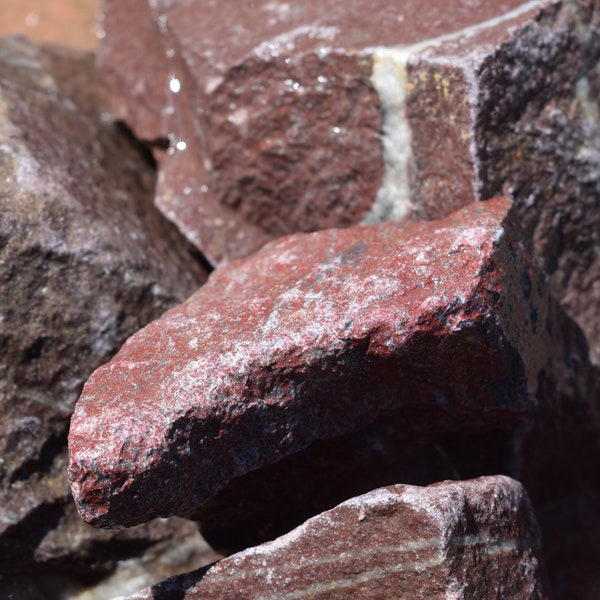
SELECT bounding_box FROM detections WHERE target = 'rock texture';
[96,0,541,265]
[98,0,600,368]
[124,476,550,600]
[98,0,385,265]
[0,35,208,594]
[68,197,594,531]
[0,2,594,597]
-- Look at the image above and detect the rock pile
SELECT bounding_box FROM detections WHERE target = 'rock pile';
[1,0,599,598]
[99,0,600,373]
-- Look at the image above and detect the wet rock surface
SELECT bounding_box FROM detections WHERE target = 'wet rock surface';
[125,476,550,600]
[0,35,210,596]
[67,198,594,530]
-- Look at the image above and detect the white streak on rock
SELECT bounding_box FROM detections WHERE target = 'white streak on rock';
[365,0,548,224]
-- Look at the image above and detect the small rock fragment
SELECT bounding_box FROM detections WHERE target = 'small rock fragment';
[124,476,550,600]
[68,197,592,529]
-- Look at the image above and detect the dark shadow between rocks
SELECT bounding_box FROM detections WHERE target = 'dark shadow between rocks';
[0,500,66,570]
[195,417,515,555]
[149,563,214,600]
[9,426,69,484]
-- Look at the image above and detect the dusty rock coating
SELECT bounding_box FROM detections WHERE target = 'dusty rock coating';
[98,0,600,369]
[68,197,592,530]
[95,0,536,265]
[124,476,549,600]
[0,35,208,592]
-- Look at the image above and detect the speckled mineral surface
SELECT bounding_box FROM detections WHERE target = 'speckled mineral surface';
[124,476,550,600]
[68,198,594,533]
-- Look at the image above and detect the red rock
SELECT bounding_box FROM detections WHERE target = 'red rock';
[68,197,592,529]
[124,476,550,600]
[99,0,386,265]
[98,0,600,369]
[95,0,536,265]
[0,36,208,592]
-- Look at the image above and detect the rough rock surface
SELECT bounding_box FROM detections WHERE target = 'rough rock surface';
[0,35,208,593]
[68,197,594,531]
[124,476,550,600]
[98,0,600,369]
[97,0,544,266]
[400,0,600,368]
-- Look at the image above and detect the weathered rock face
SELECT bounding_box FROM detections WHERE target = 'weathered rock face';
[0,35,208,592]
[98,0,600,368]
[98,0,386,265]
[0,3,595,596]
[0,0,99,50]
[68,197,595,531]
[403,1,600,367]
[96,0,538,265]
[124,476,550,600]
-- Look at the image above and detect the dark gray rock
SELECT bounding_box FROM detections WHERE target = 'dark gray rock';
[0,35,208,593]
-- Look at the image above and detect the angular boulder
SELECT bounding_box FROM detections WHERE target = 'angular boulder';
[98,3,600,369]
[0,35,208,591]
[124,476,550,600]
[68,197,593,529]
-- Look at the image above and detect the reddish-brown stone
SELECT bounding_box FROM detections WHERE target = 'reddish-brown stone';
[99,0,388,265]
[68,197,593,530]
[403,1,600,367]
[98,0,600,369]
[125,476,550,600]
[94,0,528,265]
[0,35,208,591]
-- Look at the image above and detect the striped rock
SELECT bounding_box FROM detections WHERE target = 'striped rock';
[122,476,550,600]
